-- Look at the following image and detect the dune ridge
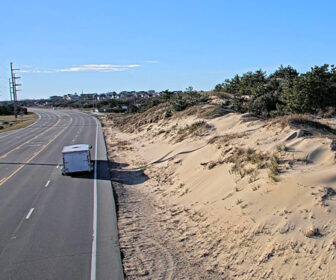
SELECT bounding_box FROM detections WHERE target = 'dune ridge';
[101,106,336,279]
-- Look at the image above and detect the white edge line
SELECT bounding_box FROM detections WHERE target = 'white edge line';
[45,180,50,187]
[25,208,35,220]
[90,118,98,280]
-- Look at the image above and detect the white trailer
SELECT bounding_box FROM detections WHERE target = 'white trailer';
[61,144,94,174]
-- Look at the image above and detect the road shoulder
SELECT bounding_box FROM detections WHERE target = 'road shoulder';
[95,119,124,280]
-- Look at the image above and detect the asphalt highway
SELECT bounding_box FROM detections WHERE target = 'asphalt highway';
[0,109,123,280]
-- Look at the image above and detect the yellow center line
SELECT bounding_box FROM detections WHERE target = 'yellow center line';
[0,124,68,187]
[0,118,62,160]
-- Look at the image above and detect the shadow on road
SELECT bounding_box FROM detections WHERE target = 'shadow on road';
[0,159,148,185]
[71,160,148,185]
[70,160,110,181]
[0,162,59,167]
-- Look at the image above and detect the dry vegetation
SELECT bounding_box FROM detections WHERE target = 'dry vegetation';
[0,113,38,133]
[174,121,214,142]
[268,114,336,137]
[207,133,243,147]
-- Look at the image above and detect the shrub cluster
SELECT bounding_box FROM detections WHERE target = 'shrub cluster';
[214,64,336,118]
[138,90,209,112]
[0,104,27,115]
[169,92,209,111]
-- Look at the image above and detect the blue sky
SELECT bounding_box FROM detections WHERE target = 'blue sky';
[1,0,336,100]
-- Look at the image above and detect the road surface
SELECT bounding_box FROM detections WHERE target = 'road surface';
[0,109,123,280]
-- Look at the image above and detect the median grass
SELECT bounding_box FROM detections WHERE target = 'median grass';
[0,113,38,133]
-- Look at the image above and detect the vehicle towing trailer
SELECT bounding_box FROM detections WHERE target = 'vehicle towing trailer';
[61,144,93,174]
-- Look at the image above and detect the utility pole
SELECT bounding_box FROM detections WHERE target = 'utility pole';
[93,94,97,112]
[10,62,21,119]
[9,78,13,103]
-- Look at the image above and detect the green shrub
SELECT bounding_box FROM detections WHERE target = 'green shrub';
[0,104,27,115]
[169,92,209,112]
[214,64,336,117]
[164,110,172,118]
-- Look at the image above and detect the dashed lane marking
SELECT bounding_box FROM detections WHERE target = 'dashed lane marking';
[0,124,68,187]
[25,208,35,220]
[0,117,62,159]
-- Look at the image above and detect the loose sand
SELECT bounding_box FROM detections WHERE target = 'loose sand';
[101,107,336,279]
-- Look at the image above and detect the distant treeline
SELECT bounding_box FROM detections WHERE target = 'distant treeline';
[214,64,336,117]
[0,104,27,115]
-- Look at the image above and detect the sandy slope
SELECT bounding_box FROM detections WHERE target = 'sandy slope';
[101,109,336,279]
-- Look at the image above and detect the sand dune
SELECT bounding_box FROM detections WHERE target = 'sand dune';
[101,108,336,279]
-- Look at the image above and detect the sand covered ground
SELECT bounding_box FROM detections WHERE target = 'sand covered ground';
[100,104,336,279]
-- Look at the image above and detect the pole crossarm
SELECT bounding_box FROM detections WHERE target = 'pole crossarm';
[10,62,21,119]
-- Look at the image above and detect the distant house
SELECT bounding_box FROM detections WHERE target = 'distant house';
[106,91,118,99]
[80,93,96,100]
[49,95,63,101]
[119,91,135,99]
[71,94,80,101]
[98,94,107,100]
[64,94,77,101]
